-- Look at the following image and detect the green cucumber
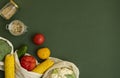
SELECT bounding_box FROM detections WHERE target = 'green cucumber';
[17,45,28,58]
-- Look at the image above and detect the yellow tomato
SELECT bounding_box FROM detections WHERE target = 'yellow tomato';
[37,48,51,60]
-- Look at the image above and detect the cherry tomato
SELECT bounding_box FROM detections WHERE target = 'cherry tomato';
[33,33,45,45]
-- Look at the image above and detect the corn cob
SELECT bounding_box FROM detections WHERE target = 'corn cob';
[32,59,54,74]
[4,53,15,78]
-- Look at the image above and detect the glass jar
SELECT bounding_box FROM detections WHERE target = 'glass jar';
[0,2,18,20]
[6,20,27,36]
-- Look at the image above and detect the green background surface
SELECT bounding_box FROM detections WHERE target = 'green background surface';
[0,0,120,78]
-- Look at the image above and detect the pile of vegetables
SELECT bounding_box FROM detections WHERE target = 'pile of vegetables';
[17,45,54,74]
[0,34,79,78]
[3,33,55,78]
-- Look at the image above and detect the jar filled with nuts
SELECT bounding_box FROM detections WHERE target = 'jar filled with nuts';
[0,1,18,20]
[6,20,27,36]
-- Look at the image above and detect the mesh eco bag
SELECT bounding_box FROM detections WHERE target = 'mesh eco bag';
[42,58,80,78]
[14,51,42,78]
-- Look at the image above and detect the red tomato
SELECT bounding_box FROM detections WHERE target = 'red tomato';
[33,33,45,45]
[20,55,36,71]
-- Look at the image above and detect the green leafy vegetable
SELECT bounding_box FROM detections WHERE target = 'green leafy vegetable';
[0,39,12,61]
[65,73,76,78]
[52,69,58,74]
